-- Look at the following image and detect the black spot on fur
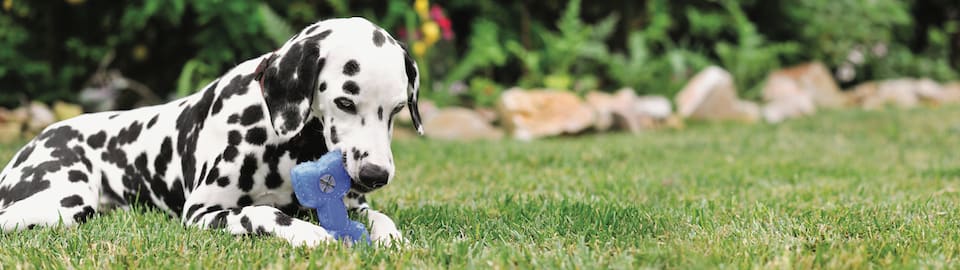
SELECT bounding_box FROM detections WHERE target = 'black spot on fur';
[192,205,223,224]
[205,167,220,186]
[191,163,206,191]
[240,216,253,232]
[101,137,127,167]
[281,109,302,132]
[237,195,253,207]
[372,30,386,47]
[330,126,339,144]
[60,195,84,207]
[306,30,333,43]
[361,117,365,126]
[342,81,360,95]
[185,204,204,221]
[0,126,84,207]
[119,155,152,207]
[73,206,95,223]
[304,24,319,35]
[163,179,186,215]
[101,173,126,205]
[209,211,229,229]
[265,172,283,189]
[227,114,240,124]
[261,145,287,190]
[275,211,293,226]
[240,105,264,126]
[212,75,254,116]
[115,121,143,146]
[67,170,88,183]
[223,146,238,162]
[86,131,106,149]
[343,60,360,76]
[238,155,258,192]
[378,106,384,121]
[284,117,329,163]
[176,79,220,190]
[228,130,242,146]
[262,37,322,135]
[39,125,83,149]
[154,137,174,176]
[404,50,419,88]
[109,114,120,119]
[147,114,159,129]
[12,144,34,168]
[216,177,230,187]
[245,127,267,145]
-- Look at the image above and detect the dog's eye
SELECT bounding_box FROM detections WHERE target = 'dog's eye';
[334,97,357,114]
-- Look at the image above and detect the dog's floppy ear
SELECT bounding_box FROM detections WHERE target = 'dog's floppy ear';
[402,47,424,135]
[259,33,329,139]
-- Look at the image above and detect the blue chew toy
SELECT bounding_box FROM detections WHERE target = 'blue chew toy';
[290,149,370,244]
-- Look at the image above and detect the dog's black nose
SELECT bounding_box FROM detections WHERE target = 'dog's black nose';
[358,164,390,188]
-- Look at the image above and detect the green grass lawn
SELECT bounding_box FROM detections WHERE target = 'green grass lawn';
[2,106,960,269]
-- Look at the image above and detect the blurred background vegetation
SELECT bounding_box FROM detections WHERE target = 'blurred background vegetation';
[1,0,958,109]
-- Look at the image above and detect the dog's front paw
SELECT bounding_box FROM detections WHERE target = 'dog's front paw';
[366,210,405,247]
[282,220,336,247]
[371,226,404,247]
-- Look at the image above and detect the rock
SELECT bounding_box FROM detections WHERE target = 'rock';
[586,89,676,132]
[629,95,676,131]
[762,96,816,123]
[0,122,20,144]
[497,88,595,140]
[846,79,949,110]
[675,66,760,122]
[760,75,816,123]
[26,102,56,133]
[474,107,498,124]
[765,62,847,109]
[423,107,503,141]
[390,126,418,140]
[396,99,439,126]
[585,89,635,131]
[8,107,29,124]
[53,101,84,121]
[0,107,11,123]
[941,82,960,104]
[635,95,672,119]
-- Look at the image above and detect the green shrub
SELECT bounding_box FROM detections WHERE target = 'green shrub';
[0,0,957,109]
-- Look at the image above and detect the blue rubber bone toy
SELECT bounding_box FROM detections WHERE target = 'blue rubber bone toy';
[290,149,370,244]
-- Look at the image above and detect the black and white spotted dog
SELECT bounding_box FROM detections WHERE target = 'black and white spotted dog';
[0,18,422,246]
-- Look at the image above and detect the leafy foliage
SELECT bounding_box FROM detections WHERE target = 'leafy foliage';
[506,0,619,93]
[0,0,957,108]
[713,0,799,99]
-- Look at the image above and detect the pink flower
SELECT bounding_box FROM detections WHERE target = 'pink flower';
[430,5,454,40]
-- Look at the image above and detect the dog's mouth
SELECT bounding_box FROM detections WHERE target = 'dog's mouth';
[351,180,378,193]
[341,150,379,193]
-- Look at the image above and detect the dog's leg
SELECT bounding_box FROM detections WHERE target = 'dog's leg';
[0,144,101,231]
[345,191,403,245]
[183,198,334,246]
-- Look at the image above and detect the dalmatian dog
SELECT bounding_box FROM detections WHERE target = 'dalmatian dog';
[0,17,422,246]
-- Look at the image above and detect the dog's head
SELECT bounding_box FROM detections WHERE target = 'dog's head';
[259,17,421,193]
